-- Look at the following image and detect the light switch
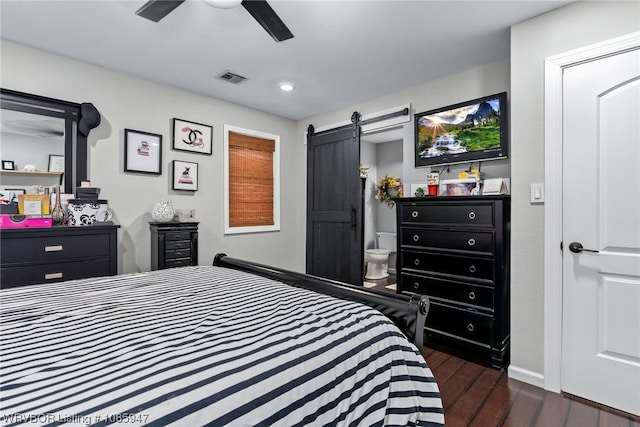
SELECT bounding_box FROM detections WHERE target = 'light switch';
[530,183,545,204]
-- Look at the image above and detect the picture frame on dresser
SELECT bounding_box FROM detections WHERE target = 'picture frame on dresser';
[124,129,162,175]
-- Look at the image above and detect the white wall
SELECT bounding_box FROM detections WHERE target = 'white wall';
[0,40,306,273]
[509,1,640,378]
[297,59,511,190]
[375,139,403,234]
[361,141,377,251]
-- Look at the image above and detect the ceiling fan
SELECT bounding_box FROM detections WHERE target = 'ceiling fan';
[135,0,294,42]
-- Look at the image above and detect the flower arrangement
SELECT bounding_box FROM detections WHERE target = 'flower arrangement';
[376,175,403,207]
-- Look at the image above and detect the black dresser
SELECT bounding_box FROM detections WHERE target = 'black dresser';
[395,196,510,368]
[150,222,199,270]
[0,225,119,288]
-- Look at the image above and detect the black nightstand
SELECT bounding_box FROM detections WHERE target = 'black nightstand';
[150,222,199,270]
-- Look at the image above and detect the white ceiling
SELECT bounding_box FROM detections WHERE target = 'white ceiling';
[0,0,572,121]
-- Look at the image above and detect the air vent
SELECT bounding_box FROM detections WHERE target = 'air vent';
[216,71,248,84]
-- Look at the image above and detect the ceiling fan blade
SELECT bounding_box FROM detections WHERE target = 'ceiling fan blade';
[241,0,294,42]
[135,0,185,22]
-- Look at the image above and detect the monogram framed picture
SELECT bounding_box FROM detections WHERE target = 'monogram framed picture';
[172,118,213,155]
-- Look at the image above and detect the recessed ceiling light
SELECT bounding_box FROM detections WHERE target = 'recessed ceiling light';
[279,82,295,92]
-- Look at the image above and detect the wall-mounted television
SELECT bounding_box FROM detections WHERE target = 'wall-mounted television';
[414,92,508,168]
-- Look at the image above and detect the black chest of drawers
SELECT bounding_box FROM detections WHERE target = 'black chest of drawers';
[0,225,119,288]
[150,222,199,270]
[395,196,510,368]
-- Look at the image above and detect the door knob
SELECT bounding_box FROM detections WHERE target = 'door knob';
[568,242,599,254]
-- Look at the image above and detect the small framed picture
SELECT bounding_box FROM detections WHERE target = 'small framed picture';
[172,118,213,155]
[441,179,479,196]
[2,160,15,170]
[48,154,65,172]
[0,188,26,203]
[172,160,198,191]
[124,129,162,175]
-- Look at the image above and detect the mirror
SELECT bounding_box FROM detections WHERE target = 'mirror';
[0,88,87,195]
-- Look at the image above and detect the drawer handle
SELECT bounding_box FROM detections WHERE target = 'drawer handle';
[413,259,420,266]
[468,291,476,300]
[469,265,477,273]
[45,272,63,280]
[411,210,419,218]
[45,245,63,252]
[468,211,476,220]
[413,282,420,290]
[467,323,475,332]
[468,238,476,246]
[412,234,420,242]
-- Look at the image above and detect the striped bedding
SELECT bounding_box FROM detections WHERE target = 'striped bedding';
[0,266,444,426]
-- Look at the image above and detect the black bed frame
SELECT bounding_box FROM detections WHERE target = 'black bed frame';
[213,254,430,348]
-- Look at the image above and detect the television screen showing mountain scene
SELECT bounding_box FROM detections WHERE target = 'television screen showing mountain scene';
[416,95,502,159]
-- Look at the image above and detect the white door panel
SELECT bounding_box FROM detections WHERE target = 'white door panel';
[562,47,640,416]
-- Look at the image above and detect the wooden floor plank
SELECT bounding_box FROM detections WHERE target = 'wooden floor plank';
[443,367,504,427]
[564,398,600,427]
[599,410,634,427]
[467,376,522,427]
[431,354,467,390]
[500,382,546,427]
[438,361,485,411]
[534,388,571,427]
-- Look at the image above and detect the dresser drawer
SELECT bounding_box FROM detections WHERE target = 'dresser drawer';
[165,231,191,241]
[401,228,494,255]
[402,251,494,282]
[401,203,494,227]
[426,302,493,345]
[165,258,192,268]
[165,240,191,250]
[165,248,191,260]
[1,234,110,264]
[402,272,494,309]
[1,259,112,288]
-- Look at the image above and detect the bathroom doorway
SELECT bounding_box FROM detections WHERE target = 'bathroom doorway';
[361,126,403,292]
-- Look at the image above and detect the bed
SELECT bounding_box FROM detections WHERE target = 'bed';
[0,255,444,426]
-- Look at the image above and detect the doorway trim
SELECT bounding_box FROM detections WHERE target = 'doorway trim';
[543,31,640,393]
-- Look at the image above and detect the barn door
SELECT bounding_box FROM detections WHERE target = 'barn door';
[306,113,362,285]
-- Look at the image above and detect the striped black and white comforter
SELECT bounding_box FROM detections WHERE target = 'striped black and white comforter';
[1,266,444,426]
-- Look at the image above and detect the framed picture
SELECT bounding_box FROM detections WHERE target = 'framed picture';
[440,179,479,196]
[48,154,65,172]
[172,118,213,155]
[124,129,162,175]
[172,160,198,191]
[2,160,15,170]
[0,188,25,204]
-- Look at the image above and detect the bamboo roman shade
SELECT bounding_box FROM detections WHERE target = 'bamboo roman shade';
[228,131,275,227]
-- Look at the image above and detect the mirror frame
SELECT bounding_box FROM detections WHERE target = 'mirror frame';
[0,88,88,194]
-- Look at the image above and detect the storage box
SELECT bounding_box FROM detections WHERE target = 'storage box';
[0,214,53,228]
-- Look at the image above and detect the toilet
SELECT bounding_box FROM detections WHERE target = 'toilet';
[365,232,397,280]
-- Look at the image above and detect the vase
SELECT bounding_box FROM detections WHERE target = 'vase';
[51,185,65,226]
[152,199,175,222]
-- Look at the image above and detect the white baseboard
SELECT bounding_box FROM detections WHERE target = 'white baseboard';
[508,365,545,389]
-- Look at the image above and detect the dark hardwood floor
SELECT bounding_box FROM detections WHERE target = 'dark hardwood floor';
[363,278,640,426]
[422,347,640,427]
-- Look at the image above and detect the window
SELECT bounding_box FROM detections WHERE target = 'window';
[224,125,280,234]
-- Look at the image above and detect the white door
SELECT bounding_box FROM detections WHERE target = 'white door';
[562,46,640,416]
